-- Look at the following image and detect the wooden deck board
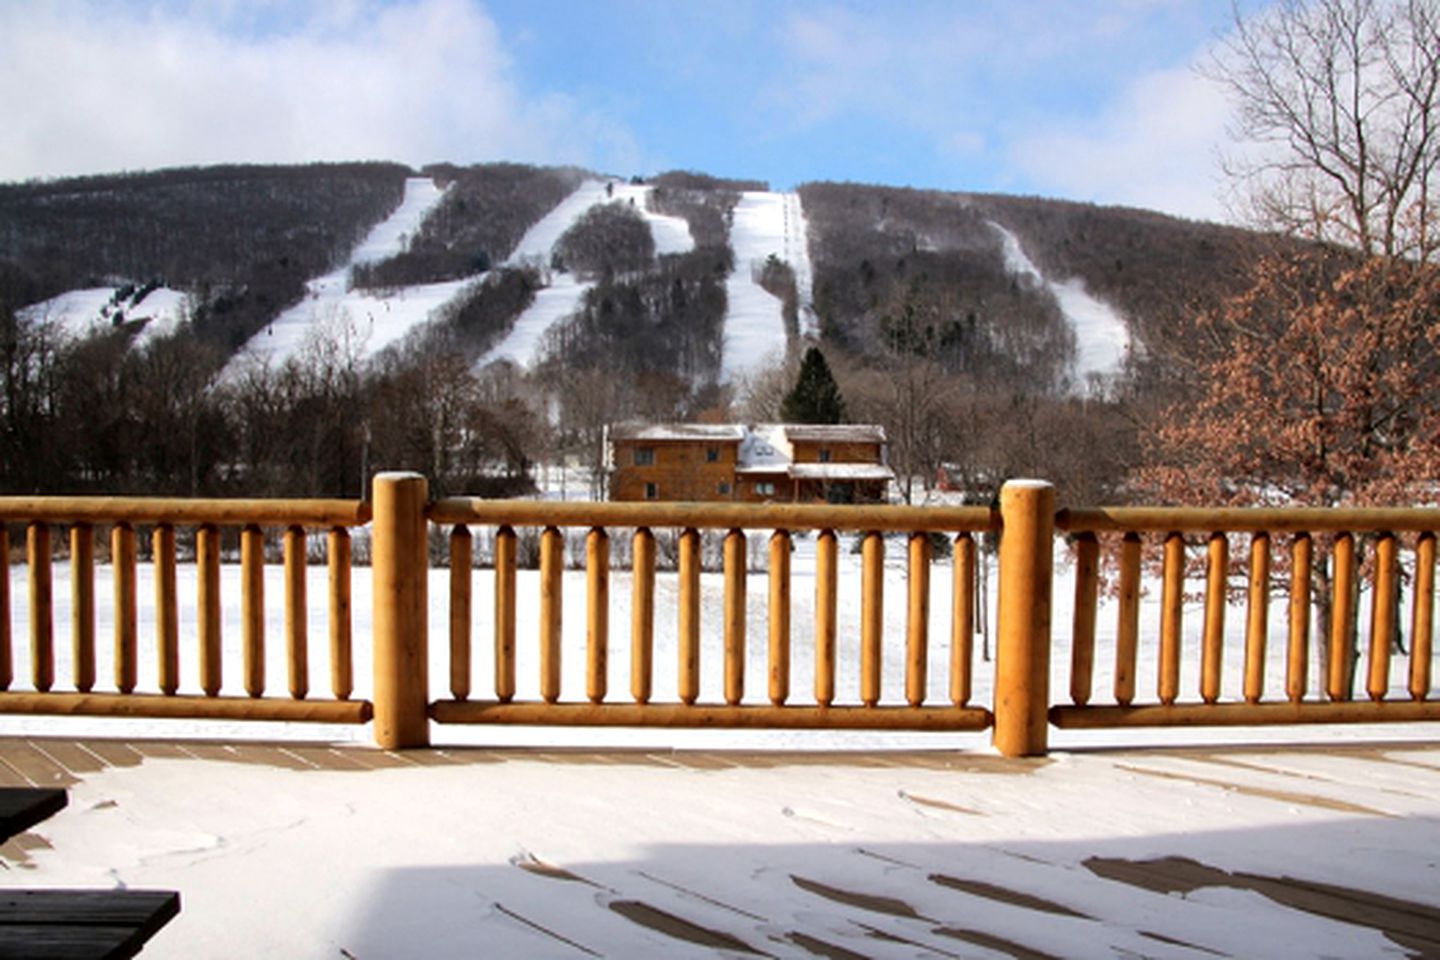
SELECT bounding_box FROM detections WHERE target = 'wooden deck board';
[1,746,77,789]
[74,742,141,769]
[29,743,105,778]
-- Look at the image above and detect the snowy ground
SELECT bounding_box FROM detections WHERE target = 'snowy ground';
[18,285,191,345]
[990,221,1130,385]
[8,738,1438,959]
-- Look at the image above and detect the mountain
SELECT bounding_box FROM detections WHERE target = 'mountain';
[0,161,1279,500]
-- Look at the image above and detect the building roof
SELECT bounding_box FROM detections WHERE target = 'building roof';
[608,423,746,443]
[780,424,887,444]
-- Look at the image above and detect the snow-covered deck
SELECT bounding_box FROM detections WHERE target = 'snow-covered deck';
[10,735,1440,958]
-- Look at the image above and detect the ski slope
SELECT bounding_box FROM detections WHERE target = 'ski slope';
[721,190,815,383]
[480,180,695,370]
[19,285,191,344]
[990,221,1130,384]
[235,177,458,369]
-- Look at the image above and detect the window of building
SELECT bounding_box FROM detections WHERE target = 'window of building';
[634,447,655,466]
[718,481,731,495]
[755,481,776,496]
[645,482,658,500]
[706,447,719,462]
[819,448,832,463]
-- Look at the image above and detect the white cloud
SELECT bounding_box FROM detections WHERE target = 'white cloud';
[1009,63,1234,222]
[0,0,638,181]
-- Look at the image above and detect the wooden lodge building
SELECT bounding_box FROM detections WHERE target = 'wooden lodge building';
[607,423,893,503]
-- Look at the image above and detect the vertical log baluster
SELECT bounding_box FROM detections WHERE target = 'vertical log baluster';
[28,523,52,693]
[768,530,791,706]
[815,529,837,706]
[153,524,179,695]
[1410,532,1435,701]
[1158,532,1184,705]
[284,526,308,700]
[861,531,883,707]
[71,524,95,693]
[113,523,137,694]
[951,532,975,707]
[1367,532,1398,702]
[328,528,353,700]
[1200,532,1227,704]
[587,527,609,704]
[449,525,473,701]
[540,526,563,704]
[1115,533,1141,706]
[1070,533,1099,707]
[1328,532,1357,702]
[905,532,930,708]
[723,529,746,706]
[678,528,701,706]
[198,524,222,697]
[0,526,10,691]
[1288,533,1313,702]
[631,527,655,704]
[494,526,517,703]
[1243,532,1271,704]
[241,524,265,698]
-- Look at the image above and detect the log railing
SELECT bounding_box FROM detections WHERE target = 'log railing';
[0,496,373,725]
[3,477,1438,756]
[1051,506,1440,733]
[416,483,998,744]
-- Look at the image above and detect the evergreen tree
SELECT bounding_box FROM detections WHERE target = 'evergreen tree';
[780,347,846,423]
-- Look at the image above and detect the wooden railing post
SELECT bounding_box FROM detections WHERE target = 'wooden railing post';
[993,480,1055,758]
[372,472,430,749]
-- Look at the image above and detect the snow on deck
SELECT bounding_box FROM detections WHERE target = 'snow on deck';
[990,221,1130,384]
[11,736,1440,959]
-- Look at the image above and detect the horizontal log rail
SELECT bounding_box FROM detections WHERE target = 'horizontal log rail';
[430,497,998,534]
[0,496,370,726]
[0,497,370,527]
[426,494,997,739]
[1058,505,1440,534]
[1055,508,1437,734]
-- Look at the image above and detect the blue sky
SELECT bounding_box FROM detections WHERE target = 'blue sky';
[0,0,1262,221]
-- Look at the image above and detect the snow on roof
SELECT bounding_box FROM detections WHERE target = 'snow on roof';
[788,463,895,481]
[738,424,792,471]
[782,424,887,444]
[609,423,746,443]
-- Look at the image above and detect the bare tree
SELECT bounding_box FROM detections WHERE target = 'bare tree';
[1213,0,1440,261]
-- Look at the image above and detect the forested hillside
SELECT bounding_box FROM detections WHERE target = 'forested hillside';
[1,161,1279,501]
[0,163,411,350]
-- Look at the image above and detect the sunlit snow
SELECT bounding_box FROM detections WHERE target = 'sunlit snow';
[721,191,815,382]
[234,177,455,369]
[19,285,191,344]
[990,220,1130,383]
[480,179,695,370]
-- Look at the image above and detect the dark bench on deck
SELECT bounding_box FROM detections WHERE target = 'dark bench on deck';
[0,789,179,959]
